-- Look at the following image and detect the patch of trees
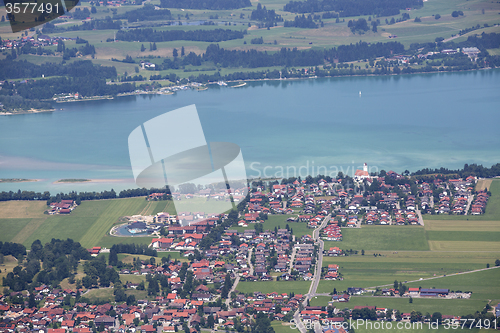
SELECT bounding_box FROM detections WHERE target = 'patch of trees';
[8,75,133,100]
[0,95,52,111]
[452,10,464,17]
[458,24,483,37]
[0,242,26,260]
[42,17,121,33]
[2,239,91,292]
[114,4,172,23]
[348,18,368,33]
[251,3,283,27]
[118,187,171,199]
[283,0,423,18]
[351,307,377,320]
[15,42,55,57]
[251,312,275,332]
[116,28,245,43]
[0,187,170,204]
[0,190,51,202]
[199,210,239,250]
[159,0,251,10]
[386,12,410,25]
[109,244,157,258]
[83,256,120,288]
[324,41,405,63]
[284,14,318,28]
[55,41,96,59]
[71,7,91,20]
[121,74,146,82]
[322,11,338,19]
[466,32,500,50]
[251,37,264,44]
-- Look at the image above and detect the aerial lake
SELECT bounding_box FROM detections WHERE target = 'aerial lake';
[1,69,499,193]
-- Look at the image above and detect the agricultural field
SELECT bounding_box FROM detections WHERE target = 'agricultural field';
[0,197,161,248]
[318,251,498,293]
[0,200,47,218]
[326,226,430,252]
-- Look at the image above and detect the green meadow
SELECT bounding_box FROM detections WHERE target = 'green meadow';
[326,226,430,252]
[0,197,169,248]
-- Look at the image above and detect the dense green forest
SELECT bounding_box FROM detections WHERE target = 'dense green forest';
[159,0,251,10]
[283,0,423,17]
[114,4,172,23]
[116,28,245,43]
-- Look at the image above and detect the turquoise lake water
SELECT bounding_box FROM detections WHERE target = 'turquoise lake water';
[1,69,499,192]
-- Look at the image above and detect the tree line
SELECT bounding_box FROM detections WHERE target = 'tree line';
[411,163,500,179]
[283,0,423,17]
[0,186,171,203]
[159,0,251,10]
[6,75,134,100]
[116,28,245,43]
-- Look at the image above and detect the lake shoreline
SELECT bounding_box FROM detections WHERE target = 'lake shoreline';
[1,67,496,114]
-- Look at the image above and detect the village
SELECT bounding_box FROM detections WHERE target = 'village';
[0,165,495,333]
